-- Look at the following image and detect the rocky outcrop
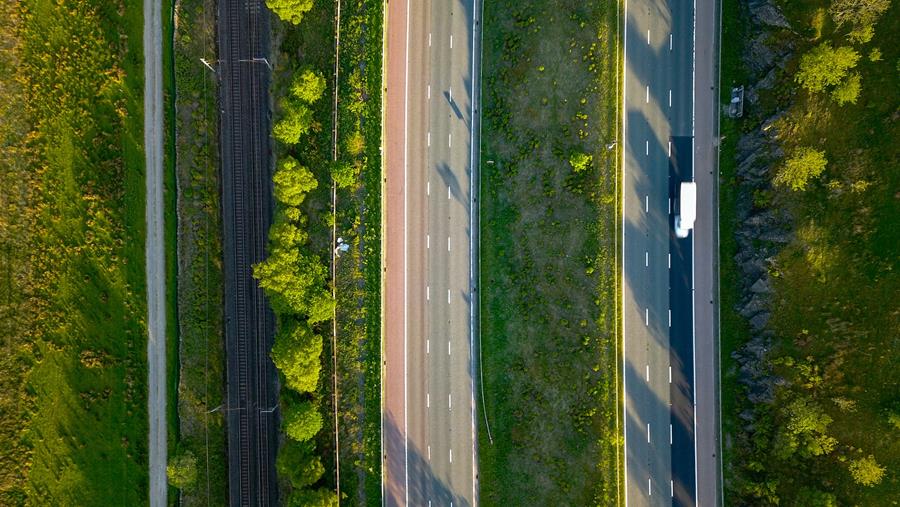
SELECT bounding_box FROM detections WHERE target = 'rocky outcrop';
[727,0,799,422]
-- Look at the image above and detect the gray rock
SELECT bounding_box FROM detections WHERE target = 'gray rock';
[750,277,772,294]
[744,33,778,75]
[750,311,771,330]
[739,257,767,279]
[748,0,791,29]
[739,295,767,319]
[759,229,792,243]
[761,110,787,136]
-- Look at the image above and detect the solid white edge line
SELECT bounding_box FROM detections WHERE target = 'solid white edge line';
[403,0,410,501]
[622,0,629,503]
[469,0,482,503]
[692,0,700,499]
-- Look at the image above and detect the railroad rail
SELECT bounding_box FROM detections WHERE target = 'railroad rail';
[218,0,277,504]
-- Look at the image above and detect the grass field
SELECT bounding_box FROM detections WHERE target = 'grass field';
[327,0,384,503]
[478,0,621,504]
[0,0,149,504]
[171,0,228,502]
[721,1,900,504]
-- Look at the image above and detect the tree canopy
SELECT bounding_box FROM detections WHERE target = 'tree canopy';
[774,396,837,459]
[795,43,860,94]
[273,100,315,145]
[266,0,314,25]
[829,0,891,28]
[253,245,334,320]
[849,454,886,486]
[291,69,327,104]
[774,147,828,191]
[831,72,861,105]
[273,156,318,206]
[271,320,323,393]
[276,441,325,489]
[283,400,323,442]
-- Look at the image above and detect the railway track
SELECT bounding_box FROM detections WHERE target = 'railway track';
[218,0,277,504]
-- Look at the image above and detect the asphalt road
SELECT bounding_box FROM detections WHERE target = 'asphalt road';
[383,0,481,505]
[622,0,721,504]
[217,0,278,504]
[143,0,166,504]
[692,0,724,504]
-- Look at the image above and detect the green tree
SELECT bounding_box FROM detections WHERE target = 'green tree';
[273,157,318,206]
[795,487,838,506]
[832,72,861,105]
[273,100,315,145]
[276,441,325,489]
[795,43,860,93]
[569,152,592,173]
[266,0,314,25]
[268,218,308,250]
[283,400,323,442]
[332,161,358,190]
[286,488,339,507]
[291,69,327,104]
[829,0,891,28]
[253,246,334,320]
[774,147,828,191]
[849,454,886,486]
[166,451,198,490]
[775,396,837,459]
[271,320,323,394]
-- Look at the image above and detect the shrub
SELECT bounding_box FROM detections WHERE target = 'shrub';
[832,72,861,105]
[332,161,358,190]
[774,147,828,191]
[569,152,592,173]
[167,451,198,490]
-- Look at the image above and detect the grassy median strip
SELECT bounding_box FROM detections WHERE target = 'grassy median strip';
[0,0,148,503]
[478,1,620,504]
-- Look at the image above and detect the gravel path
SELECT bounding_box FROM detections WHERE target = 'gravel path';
[143,0,167,504]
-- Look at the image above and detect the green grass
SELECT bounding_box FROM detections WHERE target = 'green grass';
[478,1,621,504]
[329,0,384,504]
[721,1,900,504]
[171,0,228,503]
[0,0,149,504]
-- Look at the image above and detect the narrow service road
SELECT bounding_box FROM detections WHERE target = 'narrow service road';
[143,0,167,504]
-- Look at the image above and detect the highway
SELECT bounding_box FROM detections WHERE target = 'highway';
[217,0,278,504]
[621,0,721,505]
[383,0,481,505]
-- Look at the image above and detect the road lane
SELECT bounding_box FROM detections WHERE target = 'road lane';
[622,0,704,504]
[384,0,480,505]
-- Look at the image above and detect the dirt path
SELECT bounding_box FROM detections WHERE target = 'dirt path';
[143,0,167,504]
